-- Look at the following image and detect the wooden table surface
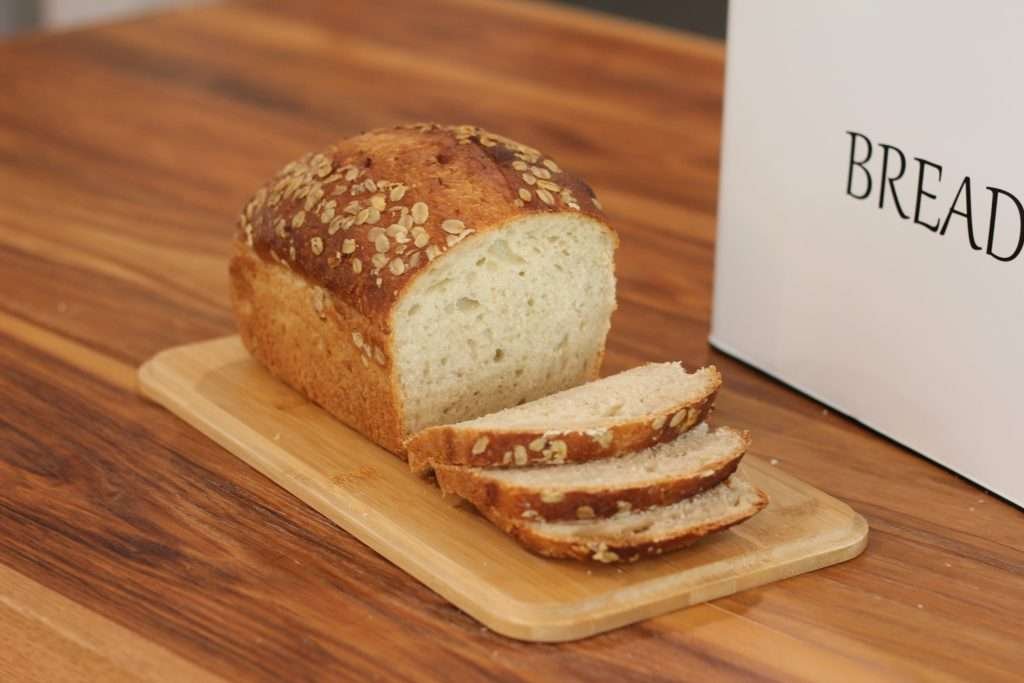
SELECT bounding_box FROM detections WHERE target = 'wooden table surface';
[1,1,1021,681]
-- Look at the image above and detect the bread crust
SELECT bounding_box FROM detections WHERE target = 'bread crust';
[236,123,610,320]
[405,370,721,473]
[230,124,617,454]
[433,428,748,521]
[230,243,407,451]
[482,481,769,563]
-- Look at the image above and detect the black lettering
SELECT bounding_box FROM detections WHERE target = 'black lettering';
[940,176,982,250]
[878,144,910,218]
[985,186,1024,262]
[913,158,942,232]
[845,131,873,199]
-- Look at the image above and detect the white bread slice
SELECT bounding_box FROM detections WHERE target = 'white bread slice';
[406,362,721,473]
[490,474,768,562]
[434,423,748,522]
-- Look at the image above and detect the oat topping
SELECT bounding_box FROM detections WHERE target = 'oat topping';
[539,439,568,464]
[411,202,429,225]
[412,227,429,248]
[311,288,328,320]
[319,200,337,223]
[238,123,603,296]
[592,544,620,563]
[589,428,613,449]
[445,123,597,213]
[540,490,565,503]
[445,230,474,247]
[441,219,465,234]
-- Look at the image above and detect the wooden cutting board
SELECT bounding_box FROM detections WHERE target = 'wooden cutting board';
[138,336,868,642]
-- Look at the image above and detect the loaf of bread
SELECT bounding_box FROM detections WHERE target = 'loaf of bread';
[230,123,766,564]
[230,124,618,454]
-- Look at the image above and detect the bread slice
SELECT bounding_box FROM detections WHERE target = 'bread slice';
[488,474,768,562]
[406,362,721,473]
[434,423,747,522]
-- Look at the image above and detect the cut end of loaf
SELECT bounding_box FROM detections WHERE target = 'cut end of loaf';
[393,212,617,435]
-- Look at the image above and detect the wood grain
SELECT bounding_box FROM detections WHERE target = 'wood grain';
[0,564,224,683]
[0,0,1021,680]
[136,335,867,642]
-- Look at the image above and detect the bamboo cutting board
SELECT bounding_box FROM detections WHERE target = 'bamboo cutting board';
[138,336,868,642]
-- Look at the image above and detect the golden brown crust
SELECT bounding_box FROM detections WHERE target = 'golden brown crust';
[405,376,720,474]
[479,484,769,563]
[230,123,615,454]
[433,433,746,522]
[235,123,609,321]
[229,243,406,453]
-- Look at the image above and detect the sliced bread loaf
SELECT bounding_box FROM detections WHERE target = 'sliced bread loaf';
[406,362,721,473]
[488,473,768,562]
[434,423,748,522]
[231,124,617,455]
